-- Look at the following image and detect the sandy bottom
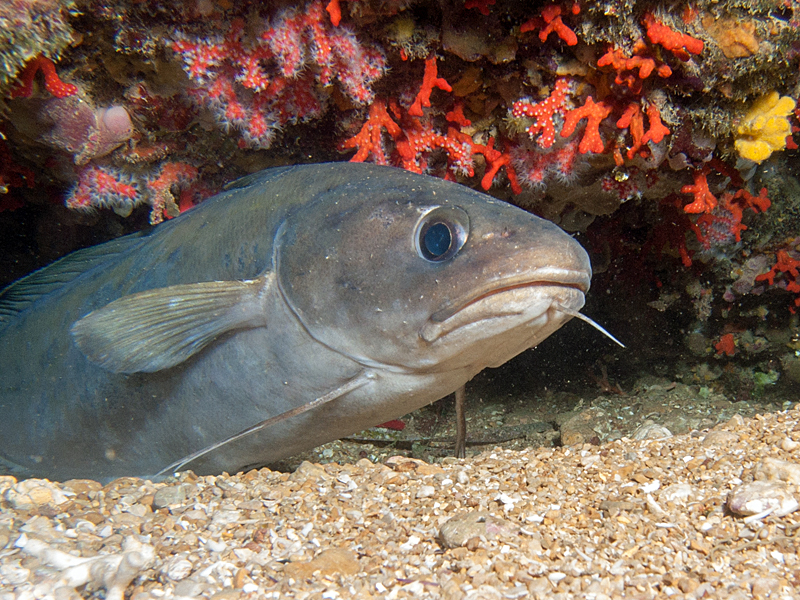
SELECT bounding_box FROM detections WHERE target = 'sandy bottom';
[2,401,800,600]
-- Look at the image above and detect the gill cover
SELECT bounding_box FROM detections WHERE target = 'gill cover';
[276,183,473,366]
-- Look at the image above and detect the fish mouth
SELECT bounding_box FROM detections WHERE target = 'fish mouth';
[420,268,590,344]
[430,268,590,323]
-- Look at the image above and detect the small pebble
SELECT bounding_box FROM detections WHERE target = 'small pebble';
[438,511,519,549]
[416,485,435,498]
[163,557,193,581]
[631,422,672,440]
[752,457,800,484]
[283,548,359,579]
[727,480,799,517]
[152,485,187,509]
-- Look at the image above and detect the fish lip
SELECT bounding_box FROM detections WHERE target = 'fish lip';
[430,268,590,324]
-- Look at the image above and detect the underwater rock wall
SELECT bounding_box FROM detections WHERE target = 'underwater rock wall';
[2,0,800,398]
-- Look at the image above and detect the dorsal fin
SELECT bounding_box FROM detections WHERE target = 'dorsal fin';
[0,232,146,328]
[223,166,295,191]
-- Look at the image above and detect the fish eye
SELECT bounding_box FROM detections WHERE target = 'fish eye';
[415,206,469,262]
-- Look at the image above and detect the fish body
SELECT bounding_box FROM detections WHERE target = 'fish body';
[0,163,591,481]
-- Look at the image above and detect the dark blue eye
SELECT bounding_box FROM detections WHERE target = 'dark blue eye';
[423,222,452,259]
[415,206,469,263]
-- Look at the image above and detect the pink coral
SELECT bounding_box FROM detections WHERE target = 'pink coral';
[66,162,198,224]
[66,166,138,212]
[511,137,582,189]
[170,1,385,149]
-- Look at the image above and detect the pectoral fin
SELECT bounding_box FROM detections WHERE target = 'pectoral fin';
[72,275,272,373]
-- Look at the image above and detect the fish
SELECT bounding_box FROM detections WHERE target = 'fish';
[0,163,609,482]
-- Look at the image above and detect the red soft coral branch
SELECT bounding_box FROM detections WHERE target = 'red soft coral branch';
[755,248,800,311]
[561,96,611,153]
[325,0,341,25]
[756,250,800,286]
[597,42,672,91]
[511,78,571,148]
[616,102,671,159]
[643,13,704,60]
[681,166,717,213]
[472,137,522,194]
[345,56,519,192]
[10,54,78,99]
[521,3,580,46]
[537,4,579,46]
[715,333,736,356]
[409,56,452,117]
[464,0,496,16]
[641,103,670,145]
[342,99,402,164]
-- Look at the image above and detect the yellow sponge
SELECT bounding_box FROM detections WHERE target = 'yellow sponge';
[734,91,796,163]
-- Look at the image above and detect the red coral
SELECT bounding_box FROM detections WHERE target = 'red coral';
[465,0,496,16]
[521,3,580,46]
[756,250,800,286]
[641,103,670,145]
[560,96,612,153]
[597,41,672,91]
[681,167,717,213]
[408,56,452,117]
[473,137,522,194]
[10,54,78,99]
[511,78,571,148]
[325,0,341,25]
[342,99,402,164]
[715,333,736,356]
[445,103,471,127]
[643,13,704,60]
[616,101,671,160]
[345,58,519,192]
[755,248,800,310]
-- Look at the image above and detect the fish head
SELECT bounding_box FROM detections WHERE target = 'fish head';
[276,166,590,373]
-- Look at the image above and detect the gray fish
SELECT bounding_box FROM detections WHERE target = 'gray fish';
[0,163,603,482]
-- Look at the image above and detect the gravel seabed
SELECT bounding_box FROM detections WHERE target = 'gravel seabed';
[3,407,800,600]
